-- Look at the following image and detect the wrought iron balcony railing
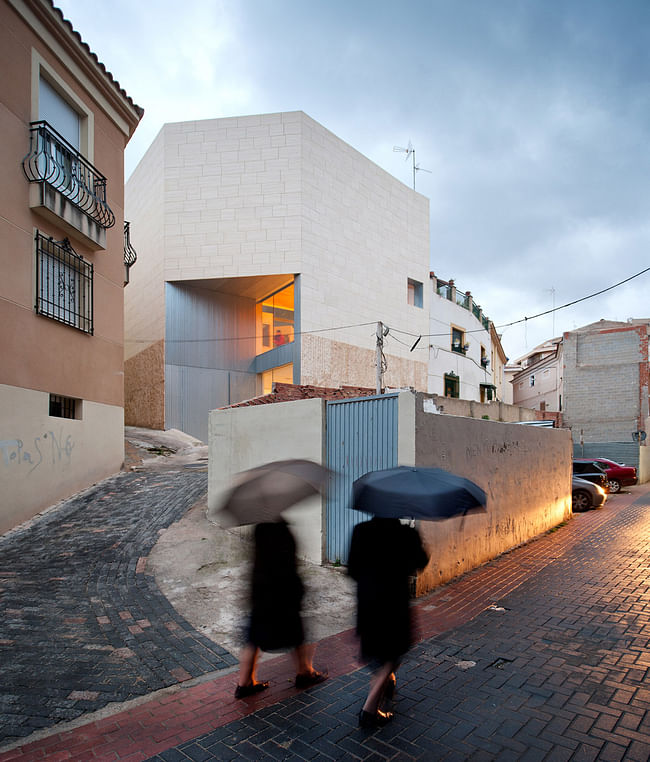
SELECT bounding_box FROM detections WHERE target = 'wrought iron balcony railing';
[22,121,116,229]
[123,221,137,268]
[123,220,137,285]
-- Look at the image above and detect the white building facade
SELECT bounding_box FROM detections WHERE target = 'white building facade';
[427,275,504,403]
[124,111,431,442]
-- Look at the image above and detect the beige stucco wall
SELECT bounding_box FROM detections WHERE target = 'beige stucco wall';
[0,1,141,534]
[414,392,572,594]
[207,398,326,564]
[0,384,124,534]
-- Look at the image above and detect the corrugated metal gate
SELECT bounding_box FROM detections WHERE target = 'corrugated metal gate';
[573,442,640,468]
[325,394,399,564]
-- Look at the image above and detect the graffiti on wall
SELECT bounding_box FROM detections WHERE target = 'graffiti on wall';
[0,429,74,474]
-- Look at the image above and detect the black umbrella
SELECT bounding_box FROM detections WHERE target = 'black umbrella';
[351,466,486,521]
[219,459,332,527]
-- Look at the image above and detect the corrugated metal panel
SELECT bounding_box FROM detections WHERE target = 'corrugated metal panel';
[573,442,640,468]
[166,364,256,443]
[325,394,398,564]
[165,283,257,441]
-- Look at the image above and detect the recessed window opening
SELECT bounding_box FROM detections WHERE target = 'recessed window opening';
[451,327,466,354]
[39,76,80,149]
[256,282,294,355]
[444,373,459,398]
[35,233,93,334]
[260,363,293,395]
[407,278,423,308]
[49,394,80,419]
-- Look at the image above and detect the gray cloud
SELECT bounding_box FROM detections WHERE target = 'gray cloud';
[57,0,650,359]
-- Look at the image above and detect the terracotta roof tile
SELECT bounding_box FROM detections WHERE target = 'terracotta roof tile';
[221,383,376,409]
[47,0,144,119]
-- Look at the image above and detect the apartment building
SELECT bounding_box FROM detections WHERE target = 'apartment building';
[0,0,142,532]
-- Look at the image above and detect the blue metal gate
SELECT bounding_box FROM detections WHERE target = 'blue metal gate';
[325,394,399,564]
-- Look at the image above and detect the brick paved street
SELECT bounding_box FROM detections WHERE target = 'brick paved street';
[1,472,650,760]
[0,470,236,746]
[139,487,650,761]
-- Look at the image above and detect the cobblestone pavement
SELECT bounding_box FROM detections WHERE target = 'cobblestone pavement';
[0,469,236,746]
[143,487,650,761]
[2,477,650,760]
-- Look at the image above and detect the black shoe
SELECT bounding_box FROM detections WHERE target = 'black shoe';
[234,681,269,699]
[295,670,328,689]
[359,708,394,728]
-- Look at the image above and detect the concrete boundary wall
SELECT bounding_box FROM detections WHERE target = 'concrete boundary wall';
[415,392,572,594]
[208,398,326,563]
[208,391,573,589]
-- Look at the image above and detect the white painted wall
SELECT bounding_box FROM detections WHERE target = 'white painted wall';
[207,397,326,564]
[0,384,124,533]
[428,288,493,401]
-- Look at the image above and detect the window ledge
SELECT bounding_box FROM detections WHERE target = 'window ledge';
[29,183,106,251]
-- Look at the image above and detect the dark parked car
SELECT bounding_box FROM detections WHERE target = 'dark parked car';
[572,475,607,511]
[572,460,609,492]
[592,458,637,493]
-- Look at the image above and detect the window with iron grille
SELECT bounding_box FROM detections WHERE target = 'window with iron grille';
[49,394,79,419]
[35,233,93,334]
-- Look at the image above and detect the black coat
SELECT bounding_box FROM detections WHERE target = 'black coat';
[348,518,429,664]
[248,521,304,651]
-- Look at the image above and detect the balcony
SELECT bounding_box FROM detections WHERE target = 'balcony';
[22,121,115,249]
[123,221,137,285]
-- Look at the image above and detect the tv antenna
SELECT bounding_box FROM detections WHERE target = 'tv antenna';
[393,140,431,190]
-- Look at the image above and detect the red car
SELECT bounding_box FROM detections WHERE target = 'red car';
[593,458,637,493]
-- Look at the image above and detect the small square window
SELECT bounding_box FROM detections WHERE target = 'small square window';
[407,278,423,308]
[49,394,80,419]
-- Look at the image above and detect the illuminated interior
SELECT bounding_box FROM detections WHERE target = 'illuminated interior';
[261,363,294,395]
[256,282,294,355]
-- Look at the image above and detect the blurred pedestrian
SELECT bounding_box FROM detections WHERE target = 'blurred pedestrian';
[348,516,429,727]
[235,519,327,698]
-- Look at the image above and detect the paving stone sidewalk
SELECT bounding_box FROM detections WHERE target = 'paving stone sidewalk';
[143,488,650,761]
[2,477,650,760]
[0,469,236,746]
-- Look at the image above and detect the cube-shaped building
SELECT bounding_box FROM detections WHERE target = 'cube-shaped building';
[125,112,431,442]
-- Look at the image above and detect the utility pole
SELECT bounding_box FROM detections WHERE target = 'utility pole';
[376,321,386,394]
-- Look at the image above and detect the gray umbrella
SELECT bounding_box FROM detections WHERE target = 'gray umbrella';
[351,466,486,521]
[219,459,333,527]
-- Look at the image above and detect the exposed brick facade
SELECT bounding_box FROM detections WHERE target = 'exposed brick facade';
[562,320,650,441]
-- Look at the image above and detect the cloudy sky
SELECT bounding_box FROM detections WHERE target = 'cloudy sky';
[58,0,650,361]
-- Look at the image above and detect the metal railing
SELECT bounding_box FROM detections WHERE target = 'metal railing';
[124,221,137,267]
[22,121,115,229]
[35,233,93,334]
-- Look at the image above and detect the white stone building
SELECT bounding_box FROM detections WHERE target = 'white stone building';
[427,275,506,403]
[124,111,431,442]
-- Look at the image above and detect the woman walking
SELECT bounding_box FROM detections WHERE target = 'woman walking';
[348,516,429,727]
[235,519,327,698]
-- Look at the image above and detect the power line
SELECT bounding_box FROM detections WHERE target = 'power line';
[495,265,650,329]
[390,265,650,341]
[125,320,378,345]
[125,266,650,348]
